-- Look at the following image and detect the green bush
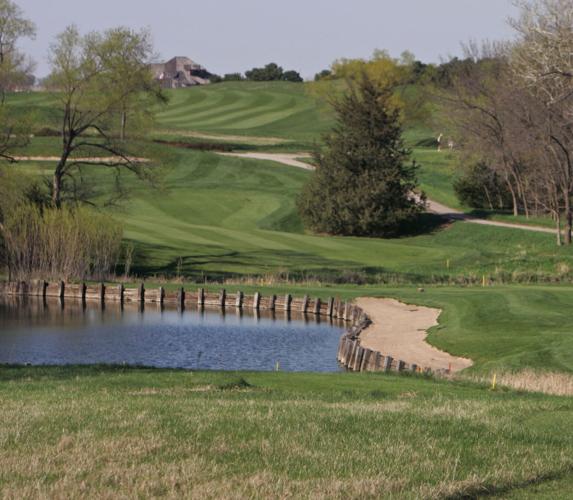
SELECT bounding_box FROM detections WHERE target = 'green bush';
[453,162,512,209]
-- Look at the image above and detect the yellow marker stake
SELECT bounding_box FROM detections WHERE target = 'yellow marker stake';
[275,361,280,372]
[482,275,486,287]
[491,373,497,390]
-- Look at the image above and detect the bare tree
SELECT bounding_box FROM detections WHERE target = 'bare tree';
[46,26,166,208]
[437,43,533,217]
[511,0,573,243]
[0,0,34,161]
[511,0,573,104]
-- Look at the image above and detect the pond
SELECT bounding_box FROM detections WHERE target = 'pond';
[0,296,346,372]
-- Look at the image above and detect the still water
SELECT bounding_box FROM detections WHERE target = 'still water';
[0,296,345,371]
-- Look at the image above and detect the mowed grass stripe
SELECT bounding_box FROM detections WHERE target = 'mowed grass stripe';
[154,82,332,141]
[173,96,302,130]
[157,90,252,123]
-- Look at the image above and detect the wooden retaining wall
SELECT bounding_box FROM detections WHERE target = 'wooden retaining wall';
[0,280,438,374]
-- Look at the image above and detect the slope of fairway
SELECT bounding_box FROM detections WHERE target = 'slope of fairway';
[94,148,572,282]
[155,81,333,142]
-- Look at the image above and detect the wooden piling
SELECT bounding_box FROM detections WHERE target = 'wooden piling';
[396,360,405,372]
[383,356,393,372]
[177,287,185,308]
[374,352,383,371]
[117,283,125,303]
[58,280,65,300]
[253,292,261,310]
[138,283,145,303]
[342,337,350,362]
[198,288,205,307]
[327,297,334,317]
[269,294,276,311]
[284,294,292,312]
[219,289,226,308]
[313,298,321,315]
[346,341,357,368]
[343,302,350,322]
[353,346,364,371]
[360,349,372,371]
[235,291,243,308]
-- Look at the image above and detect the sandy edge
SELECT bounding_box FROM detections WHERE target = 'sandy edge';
[356,297,473,372]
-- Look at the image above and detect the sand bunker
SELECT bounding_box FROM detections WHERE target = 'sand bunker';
[356,297,472,372]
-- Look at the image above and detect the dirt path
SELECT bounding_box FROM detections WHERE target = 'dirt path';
[220,151,556,235]
[425,199,556,235]
[218,152,313,170]
[12,156,148,163]
[356,297,473,372]
[158,130,292,145]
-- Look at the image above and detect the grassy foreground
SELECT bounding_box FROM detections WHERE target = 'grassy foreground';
[1,366,572,499]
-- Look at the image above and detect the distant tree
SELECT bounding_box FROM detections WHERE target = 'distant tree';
[298,74,423,237]
[314,69,332,81]
[245,62,284,81]
[46,26,167,208]
[511,0,573,244]
[223,72,244,81]
[0,0,35,161]
[0,0,35,97]
[282,70,303,82]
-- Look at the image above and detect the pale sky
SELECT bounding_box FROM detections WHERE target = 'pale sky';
[18,0,518,79]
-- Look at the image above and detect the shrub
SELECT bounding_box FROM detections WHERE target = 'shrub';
[2,204,122,281]
[454,162,512,209]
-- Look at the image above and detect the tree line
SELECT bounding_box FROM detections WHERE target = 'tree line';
[440,0,573,245]
[211,62,303,83]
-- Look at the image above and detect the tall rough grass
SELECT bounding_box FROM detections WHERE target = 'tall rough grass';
[2,204,122,281]
[465,370,573,397]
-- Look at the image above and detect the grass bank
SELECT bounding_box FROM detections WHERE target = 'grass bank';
[0,366,572,498]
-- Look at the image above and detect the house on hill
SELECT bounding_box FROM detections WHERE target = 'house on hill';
[151,57,212,88]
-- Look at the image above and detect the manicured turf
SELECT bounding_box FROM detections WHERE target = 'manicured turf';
[111,149,570,282]
[155,82,333,143]
[0,365,571,498]
[14,144,572,282]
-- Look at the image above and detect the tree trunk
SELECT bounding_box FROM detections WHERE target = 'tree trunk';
[52,153,69,209]
[120,110,127,142]
[565,196,572,245]
[53,134,72,208]
[483,185,494,210]
[52,170,63,209]
[506,180,518,216]
[555,211,562,246]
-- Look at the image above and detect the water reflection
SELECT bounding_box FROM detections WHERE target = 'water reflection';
[0,296,344,372]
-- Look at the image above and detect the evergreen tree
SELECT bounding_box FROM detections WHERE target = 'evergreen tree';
[297,74,423,237]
